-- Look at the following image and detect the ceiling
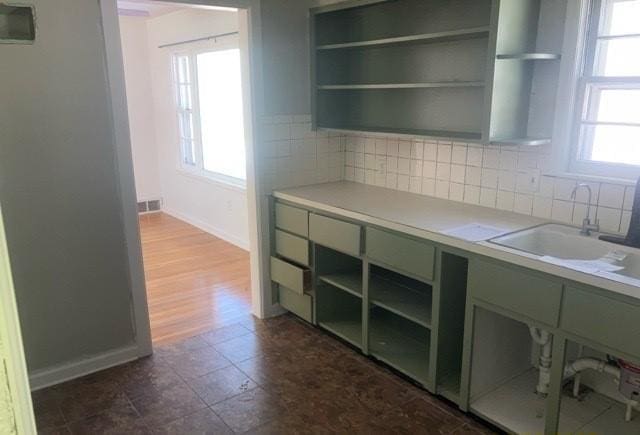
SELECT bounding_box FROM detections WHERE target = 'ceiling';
[117,0,183,17]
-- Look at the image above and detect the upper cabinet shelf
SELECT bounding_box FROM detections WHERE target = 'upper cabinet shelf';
[496,53,561,61]
[311,0,566,145]
[316,26,490,51]
[317,81,485,90]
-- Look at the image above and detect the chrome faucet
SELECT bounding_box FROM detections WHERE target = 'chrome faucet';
[571,183,600,236]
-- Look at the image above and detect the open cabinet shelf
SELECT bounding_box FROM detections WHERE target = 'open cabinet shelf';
[496,53,561,60]
[317,81,485,90]
[490,137,551,146]
[315,125,482,141]
[318,271,363,298]
[369,307,430,385]
[369,270,432,328]
[316,26,491,50]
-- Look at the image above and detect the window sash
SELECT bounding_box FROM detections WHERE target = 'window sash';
[569,0,640,177]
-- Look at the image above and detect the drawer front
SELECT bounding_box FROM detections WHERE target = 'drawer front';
[275,230,309,266]
[468,259,562,327]
[366,227,435,281]
[309,214,361,256]
[270,256,311,294]
[275,203,308,237]
[279,285,313,323]
[561,287,640,358]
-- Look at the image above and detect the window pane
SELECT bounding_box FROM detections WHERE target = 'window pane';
[181,139,196,165]
[594,37,640,76]
[585,87,640,124]
[178,84,192,110]
[197,49,246,180]
[600,0,640,36]
[581,124,640,165]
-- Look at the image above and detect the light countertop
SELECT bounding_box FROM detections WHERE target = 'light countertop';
[274,181,640,302]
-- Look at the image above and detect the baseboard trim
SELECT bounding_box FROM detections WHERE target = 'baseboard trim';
[162,208,250,251]
[29,344,140,391]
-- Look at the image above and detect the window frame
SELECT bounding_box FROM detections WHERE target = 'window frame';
[170,37,247,189]
[566,0,640,180]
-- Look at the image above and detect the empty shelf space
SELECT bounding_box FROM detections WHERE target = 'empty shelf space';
[318,271,363,298]
[316,125,482,141]
[497,53,561,60]
[470,368,631,434]
[369,274,432,328]
[318,320,362,348]
[369,318,430,384]
[317,82,485,90]
[437,369,461,404]
[316,26,490,50]
[490,137,551,146]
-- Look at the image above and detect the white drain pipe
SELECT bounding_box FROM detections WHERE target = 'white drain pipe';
[564,357,621,379]
[529,326,553,395]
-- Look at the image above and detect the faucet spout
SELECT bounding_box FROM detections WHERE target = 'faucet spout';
[571,183,599,236]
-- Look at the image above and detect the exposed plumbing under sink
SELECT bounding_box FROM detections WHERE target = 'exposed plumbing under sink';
[528,327,640,422]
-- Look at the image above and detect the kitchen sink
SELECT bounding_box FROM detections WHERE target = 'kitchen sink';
[489,223,640,282]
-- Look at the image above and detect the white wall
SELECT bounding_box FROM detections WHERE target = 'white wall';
[120,9,250,249]
[119,16,161,201]
[0,0,139,377]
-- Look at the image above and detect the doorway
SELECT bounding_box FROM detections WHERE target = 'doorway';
[115,0,257,344]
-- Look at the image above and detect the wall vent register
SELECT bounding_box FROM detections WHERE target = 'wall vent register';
[0,4,35,43]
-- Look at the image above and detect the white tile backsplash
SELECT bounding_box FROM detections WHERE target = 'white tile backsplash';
[264,118,635,236]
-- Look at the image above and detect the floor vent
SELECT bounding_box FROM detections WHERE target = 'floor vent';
[137,199,162,214]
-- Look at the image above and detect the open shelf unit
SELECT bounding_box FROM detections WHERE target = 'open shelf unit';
[311,0,566,145]
[316,26,490,50]
[312,0,491,140]
[318,271,362,298]
[496,53,561,60]
[369,265,432,328]
[315,245,364,349]
[369,307,431,385]
[317,282,363,349]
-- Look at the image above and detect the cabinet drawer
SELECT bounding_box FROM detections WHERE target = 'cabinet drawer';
[270,256,311,295]
[561,287,640,358]
[468,259,562,327]
[309,214,361,256]
[279,285,313,323]
[275,230,309,266]
[366,227,435,281]
[275,203,308,237]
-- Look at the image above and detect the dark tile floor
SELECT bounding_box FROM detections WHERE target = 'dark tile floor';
[32,314,498,434]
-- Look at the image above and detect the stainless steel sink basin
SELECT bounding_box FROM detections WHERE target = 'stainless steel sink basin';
[489,224,640,282]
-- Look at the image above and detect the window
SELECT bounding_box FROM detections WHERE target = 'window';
[572,0,640,177]
[172,47,246,184]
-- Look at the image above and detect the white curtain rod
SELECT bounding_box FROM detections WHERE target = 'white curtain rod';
[158,31,239,49]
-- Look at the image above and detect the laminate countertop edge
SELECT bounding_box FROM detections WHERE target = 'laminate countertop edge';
[273,181,640,302]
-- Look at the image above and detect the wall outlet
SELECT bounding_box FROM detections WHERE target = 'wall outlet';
[517,168,541,193]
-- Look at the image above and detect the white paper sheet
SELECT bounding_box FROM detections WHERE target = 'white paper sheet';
[442,224,510,242]
[540,256,624,274]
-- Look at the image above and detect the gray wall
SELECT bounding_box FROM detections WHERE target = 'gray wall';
[0,0,136,372]
[261,0,313,115]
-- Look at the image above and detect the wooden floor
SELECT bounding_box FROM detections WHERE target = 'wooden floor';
[139,213,251,345]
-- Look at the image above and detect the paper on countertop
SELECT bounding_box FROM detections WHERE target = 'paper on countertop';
[540,256,625,274]
[441,224,510,242]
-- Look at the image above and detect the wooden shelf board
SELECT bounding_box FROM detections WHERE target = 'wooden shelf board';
[318,82,485,90]
[490,137,551,146]
[369,274,432,328]
[316,125,482,141]
[316,26,490,50]
[497,53,561,61]
[318,320,362,348]
[318,272,363,298]
[369,321,430,384]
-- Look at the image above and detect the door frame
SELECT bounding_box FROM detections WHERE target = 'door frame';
[99,0,269,358]
[0,205,37,434]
